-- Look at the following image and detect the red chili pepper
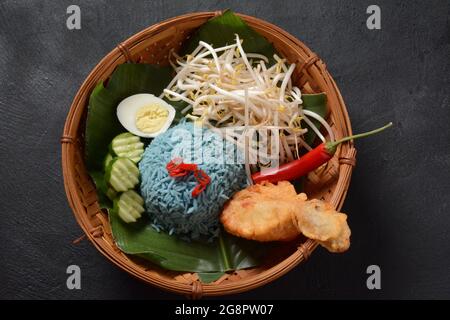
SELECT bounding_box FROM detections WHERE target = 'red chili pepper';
[252,122,392,184]
[166,158,185,177]
[192,182,208,197]
[166,158,211,197]
[166,158,199,177]
[194,169,211,186]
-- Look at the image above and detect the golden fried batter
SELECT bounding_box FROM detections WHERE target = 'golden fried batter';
[292,199,350,252]
[220,181,306,241]
[220,181,351,252]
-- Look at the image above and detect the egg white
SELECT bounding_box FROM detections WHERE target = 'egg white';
[116,94,176,138]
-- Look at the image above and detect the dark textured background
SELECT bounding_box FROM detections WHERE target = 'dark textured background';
[0,0,449,300]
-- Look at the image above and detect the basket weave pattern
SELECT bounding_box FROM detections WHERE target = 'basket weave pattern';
[61,12,356,298]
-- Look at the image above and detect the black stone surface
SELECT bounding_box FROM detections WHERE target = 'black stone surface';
[0,0,449,299]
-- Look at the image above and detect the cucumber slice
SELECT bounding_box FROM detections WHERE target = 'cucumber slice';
[111,132,144,163]
[105,187,117,201]
[103,153,114,171]
[115,190,145,223]
[112,198,134,223]
[105,157,140,192]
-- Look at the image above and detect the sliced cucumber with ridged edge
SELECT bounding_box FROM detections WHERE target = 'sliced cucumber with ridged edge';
[103,153,114,171]
[105,157,140,192]
[114,190,145,223]
[110,132,144,163]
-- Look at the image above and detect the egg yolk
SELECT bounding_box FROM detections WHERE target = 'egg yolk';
[135,104,169,133]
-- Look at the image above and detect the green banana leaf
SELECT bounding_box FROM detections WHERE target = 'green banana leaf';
[85,63,173,172]
[109,208,271,274]
[90,171,113,209]
[85,63,175,207]
[182,10,277,64]
[302,93,328,146]
[197,272,225,283]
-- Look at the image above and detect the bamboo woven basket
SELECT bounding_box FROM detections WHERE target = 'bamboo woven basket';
[61,11,356,298]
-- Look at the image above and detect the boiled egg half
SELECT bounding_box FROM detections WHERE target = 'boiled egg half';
[116,94,176,138]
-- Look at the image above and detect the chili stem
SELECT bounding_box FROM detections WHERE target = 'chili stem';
[329,122,393,149]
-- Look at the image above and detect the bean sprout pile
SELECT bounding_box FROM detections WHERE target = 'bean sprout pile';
[162,34,334,178]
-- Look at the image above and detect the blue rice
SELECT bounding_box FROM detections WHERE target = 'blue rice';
[139,122,247,240]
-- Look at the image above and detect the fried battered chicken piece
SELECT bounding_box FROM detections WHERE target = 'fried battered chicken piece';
[220,181,351,252]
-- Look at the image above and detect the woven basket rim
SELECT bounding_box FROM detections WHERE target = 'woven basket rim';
[61,11,355,297]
